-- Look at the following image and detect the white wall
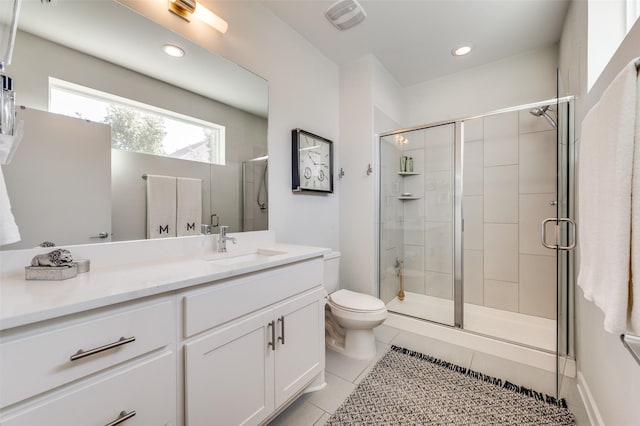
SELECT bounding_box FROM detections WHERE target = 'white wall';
[338,55,405,296]
[560,1,640,423]
[372,58,406,130]
[587,0,627,90]
[120,0,340,250]
[403,46,559,126]
[339,55,375,294]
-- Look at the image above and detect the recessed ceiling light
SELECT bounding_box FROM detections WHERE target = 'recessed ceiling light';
[452,45,472,56]
[163,44,185,58]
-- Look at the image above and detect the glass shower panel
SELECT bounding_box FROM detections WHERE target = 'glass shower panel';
[461,107,558,351]
[379,124,456,326]
[556,98,574,397]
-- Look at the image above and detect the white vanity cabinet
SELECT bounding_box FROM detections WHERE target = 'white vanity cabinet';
[272,288,325,407]
[181,259,325,426]
[0,244,328,426]
[0,296,177,426]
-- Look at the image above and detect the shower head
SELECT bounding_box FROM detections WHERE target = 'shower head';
[529,105,557,128]
[529,105,549,116]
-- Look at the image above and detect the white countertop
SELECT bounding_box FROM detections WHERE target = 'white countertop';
[0,242,329,331]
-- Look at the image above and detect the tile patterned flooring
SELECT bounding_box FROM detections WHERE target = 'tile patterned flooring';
[268,325,590,426]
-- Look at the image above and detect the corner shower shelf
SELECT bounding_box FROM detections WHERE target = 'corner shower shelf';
[398,196,422,200]
[398,172,420,176]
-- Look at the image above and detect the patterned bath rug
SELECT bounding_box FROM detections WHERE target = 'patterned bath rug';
[326,345,575,425]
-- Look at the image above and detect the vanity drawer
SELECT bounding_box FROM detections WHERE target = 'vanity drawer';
[0,298,174,408]
[183,258,323,337]
[0,351,176,426]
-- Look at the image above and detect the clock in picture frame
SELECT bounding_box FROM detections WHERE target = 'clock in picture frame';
[292,128,334,193]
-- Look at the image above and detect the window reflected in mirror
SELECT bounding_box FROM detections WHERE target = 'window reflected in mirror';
[49,78,225,165]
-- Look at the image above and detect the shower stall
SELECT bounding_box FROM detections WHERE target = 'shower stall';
[378,97,574,395]
[241,157,268,231]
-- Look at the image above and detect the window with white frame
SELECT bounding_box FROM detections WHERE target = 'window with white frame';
[588,0,640,90]
[627,0,640,31]
[49,78,225,165]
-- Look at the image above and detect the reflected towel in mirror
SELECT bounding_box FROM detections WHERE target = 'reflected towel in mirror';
[177,177,202,237]
[0,168,20,245]
[146,174,177,239]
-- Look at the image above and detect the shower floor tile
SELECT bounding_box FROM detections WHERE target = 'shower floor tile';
[387,291,556,351]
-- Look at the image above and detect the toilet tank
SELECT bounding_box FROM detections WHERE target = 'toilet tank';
[323,251,341,293]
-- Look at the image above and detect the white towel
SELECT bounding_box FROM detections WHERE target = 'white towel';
[176,177,202,237]
[578,59,639,334]
[0,167,20,246]
[146,174,177,239]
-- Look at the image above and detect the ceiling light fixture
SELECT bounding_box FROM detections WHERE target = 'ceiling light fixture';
[162,44,185,57]
[451,45,472,56]
[168,0,228,34]
[325,0,367,31]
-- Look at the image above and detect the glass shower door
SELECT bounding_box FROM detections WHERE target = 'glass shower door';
[460,107,560,351]
[555,98,575,397]
[379,123,456,326]
[379,97,575,400]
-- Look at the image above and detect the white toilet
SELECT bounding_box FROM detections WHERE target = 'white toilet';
[324,252,387,360]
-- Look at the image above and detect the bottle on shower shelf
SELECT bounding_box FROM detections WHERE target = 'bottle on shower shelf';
[1,74,15,136]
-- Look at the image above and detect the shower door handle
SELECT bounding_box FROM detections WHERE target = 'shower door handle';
[558,218,577,251]
[541,218,557,249]
[541,217,576,251]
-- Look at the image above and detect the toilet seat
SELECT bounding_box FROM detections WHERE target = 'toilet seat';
[329,289,386,313]
[328,303,388,324]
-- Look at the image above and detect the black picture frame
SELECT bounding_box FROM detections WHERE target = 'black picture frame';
[291,128,334,194]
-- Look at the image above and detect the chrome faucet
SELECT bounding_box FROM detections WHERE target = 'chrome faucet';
[218,225,237,252]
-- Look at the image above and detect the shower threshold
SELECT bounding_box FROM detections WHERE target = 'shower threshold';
[386,291,555,352]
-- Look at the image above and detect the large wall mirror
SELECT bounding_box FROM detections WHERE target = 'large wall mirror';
[2,0,268,250]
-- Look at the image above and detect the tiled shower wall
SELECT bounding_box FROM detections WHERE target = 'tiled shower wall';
[379,125,455,305]
[463,110,557,319]
[379,109,558,321]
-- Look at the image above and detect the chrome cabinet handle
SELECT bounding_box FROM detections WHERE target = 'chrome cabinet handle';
[277,316,285,345]
[541,217,577,251]
[105,410,136,426]
[70,336,136,361]
[268,321,276,351]
[91,232,110,239]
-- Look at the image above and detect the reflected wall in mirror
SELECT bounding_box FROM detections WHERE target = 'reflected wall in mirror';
[2,0,268,250]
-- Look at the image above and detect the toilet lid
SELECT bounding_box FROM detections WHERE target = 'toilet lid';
[329,289,386,312]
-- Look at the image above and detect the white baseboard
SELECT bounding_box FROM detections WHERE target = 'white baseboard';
[303,371,327,393]
[576,371,604,426]
[385,313,577,377]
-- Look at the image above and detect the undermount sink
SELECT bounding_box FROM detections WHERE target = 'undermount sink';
[206,248,287,267]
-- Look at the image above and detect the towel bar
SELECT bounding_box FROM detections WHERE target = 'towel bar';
[621,334,640,366]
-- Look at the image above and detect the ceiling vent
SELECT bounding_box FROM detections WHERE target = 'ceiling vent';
[325,0,367,31]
